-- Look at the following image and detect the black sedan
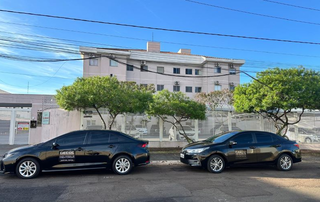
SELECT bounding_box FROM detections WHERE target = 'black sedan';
[1,130,150,179]
[180,131,301,173]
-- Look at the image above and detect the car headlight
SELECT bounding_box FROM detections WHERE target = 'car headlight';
[185,147,209,154]
[4,152,16,159]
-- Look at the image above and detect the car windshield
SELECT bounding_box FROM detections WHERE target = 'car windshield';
[204,132,238,143]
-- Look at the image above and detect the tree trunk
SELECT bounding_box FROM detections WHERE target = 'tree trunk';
[94,107,106,129]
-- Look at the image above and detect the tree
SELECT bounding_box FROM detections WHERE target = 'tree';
[147,90,206,143]
[234,67,320,136]
[195,89,234,135]
[55,76,154,130]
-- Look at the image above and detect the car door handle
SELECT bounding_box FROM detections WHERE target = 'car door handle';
[274,144,281,148]
[249,146,256,149]
[109,145,115,148]
[87,150,100,155]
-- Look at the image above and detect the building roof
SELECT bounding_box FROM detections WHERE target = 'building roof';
[79,46,245,65]
[0,89,10,94]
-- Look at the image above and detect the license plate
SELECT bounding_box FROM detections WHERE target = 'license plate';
[180,153,185,158]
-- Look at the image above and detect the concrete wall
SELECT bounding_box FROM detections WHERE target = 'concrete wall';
[40,109,81,143]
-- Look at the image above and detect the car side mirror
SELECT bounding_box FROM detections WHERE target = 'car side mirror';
[229,141,237,146]
[52,142,59,149]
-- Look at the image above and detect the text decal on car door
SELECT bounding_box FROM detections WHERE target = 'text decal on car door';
[235,150,247,159]
[59,151,75,162]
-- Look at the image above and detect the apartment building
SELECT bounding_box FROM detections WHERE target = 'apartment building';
[80,42,245,97]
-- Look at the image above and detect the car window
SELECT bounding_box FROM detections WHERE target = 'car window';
[109,132,130,143]
[205,132,238,143]
[56,132,86,146]
[255,132,273,143]
[232,133,254,145]
[88,131,110,144]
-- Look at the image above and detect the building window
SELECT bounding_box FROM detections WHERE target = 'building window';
[173,86,180,92]
[195,69,201,75]
[229,85,235,91]
[89,58,98,66]
[215,85,221,91]
[195,87,202,93]
[127,65,134,71]
[229,68,236,75]
[173,68,180,74]
[141,65,148,72]
[186,86,192,93]
[157,66,164,74]
[214,66,221,73]
[186,69,192,75]
[157,85,164,91]
[110,59,118,67]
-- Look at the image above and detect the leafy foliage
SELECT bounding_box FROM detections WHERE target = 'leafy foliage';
[195,89,234,110]
[56,76,154,129]
[147,90,206,143]
[234,67,320,135]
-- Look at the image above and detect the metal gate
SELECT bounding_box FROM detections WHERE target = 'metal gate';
[0,108,31,145]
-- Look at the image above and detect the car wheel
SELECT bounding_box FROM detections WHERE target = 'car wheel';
[112,155,133,175]
[207,154,225,173]
[305,138,312,143]
[277,154,293,171]
[15,158,40,179]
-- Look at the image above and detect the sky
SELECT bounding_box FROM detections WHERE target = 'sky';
[0,0,319,94]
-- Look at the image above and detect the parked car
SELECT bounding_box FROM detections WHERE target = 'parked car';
[1,130,150,179]
[124,125,141,138]
[135,125,148,135]
[149,124,166,136]
[210,125,241,134]
[286,127,319,143]
[169,125,200,141]
[180,131,301,173]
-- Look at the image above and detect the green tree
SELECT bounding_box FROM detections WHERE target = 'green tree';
[147,90,206,143]
[234,67,320,136]
[55,76,154,130]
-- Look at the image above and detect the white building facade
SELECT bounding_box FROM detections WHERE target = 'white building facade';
[80,42,245,97]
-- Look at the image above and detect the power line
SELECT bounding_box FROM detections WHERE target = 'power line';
[0,53,98,62]
[1,20,319,58]
[185,0,320,26]
[263,0,320,12]
[1,9,320,45]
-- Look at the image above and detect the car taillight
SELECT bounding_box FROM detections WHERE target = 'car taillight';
[139,143,148,148]
[294,143,299,149]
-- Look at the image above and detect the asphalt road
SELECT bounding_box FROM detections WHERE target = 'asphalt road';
[1,156,320,202]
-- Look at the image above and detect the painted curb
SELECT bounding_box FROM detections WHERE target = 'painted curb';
[150,160,182,165]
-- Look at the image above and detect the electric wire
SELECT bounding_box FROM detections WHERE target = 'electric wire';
[1,20,319,58]
[0,9,320,45]
[185,0,320,26]
[263,0,320,12]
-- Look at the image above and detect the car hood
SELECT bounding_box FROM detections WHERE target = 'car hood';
[7,144,38,154]
[183,140,220,150]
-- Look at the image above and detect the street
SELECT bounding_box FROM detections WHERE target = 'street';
[1,156,320,202]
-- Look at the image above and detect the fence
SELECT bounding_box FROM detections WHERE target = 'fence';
[82,109,320,144]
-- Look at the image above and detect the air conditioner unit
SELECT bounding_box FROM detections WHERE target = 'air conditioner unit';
[174,81,180,85]
[229,82,234,86]
[141,61,147,65]
[214,81,220,85]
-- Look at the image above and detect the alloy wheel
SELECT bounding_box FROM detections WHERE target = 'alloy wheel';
[19,161,37,178]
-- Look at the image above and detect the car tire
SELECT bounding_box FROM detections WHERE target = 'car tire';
[277,154,293,171]
[112,155,133,175]
[207,154,225,173]
[305,138,312,143]
[15,158,40,179]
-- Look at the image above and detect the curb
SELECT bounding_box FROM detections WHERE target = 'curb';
[150,160,182,165]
